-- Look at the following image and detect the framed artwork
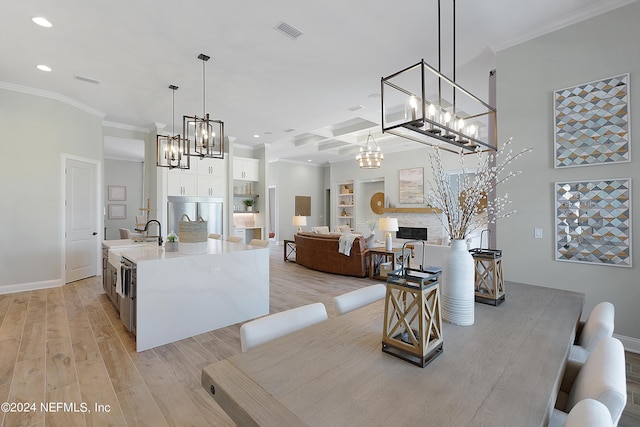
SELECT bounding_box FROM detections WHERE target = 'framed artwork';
[295,196,311,216]
[108,204,127,220]
[108,185,127,201]
[555,178,631,267]
[399,167,424,204]
[554,74,630,168]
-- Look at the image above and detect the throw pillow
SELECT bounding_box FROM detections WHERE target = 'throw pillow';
[365,234,376,248]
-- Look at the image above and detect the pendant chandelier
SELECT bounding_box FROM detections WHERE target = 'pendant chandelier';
[381,0,497,153]
[356,132,384,169]
[183,54,225,159]
[156,85,190,169]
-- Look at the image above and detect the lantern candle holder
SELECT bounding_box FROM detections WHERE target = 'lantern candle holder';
[470,248,504,306]
[382,266,443,367]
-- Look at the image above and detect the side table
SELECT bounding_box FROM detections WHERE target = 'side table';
[368,247,404,280]
[284,239,297,262]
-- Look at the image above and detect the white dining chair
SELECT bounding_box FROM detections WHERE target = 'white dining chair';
[333,284,387,315]
[563,302,615,390]
[571,302,615,364]
[552,336,626,426]
[226,236,243,243]
[208,233,222,240]
[249,239,269,248]
[240,303,328,352]
[555,398,613,427]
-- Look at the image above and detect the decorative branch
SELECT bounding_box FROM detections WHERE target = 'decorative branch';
[425,138,531,240]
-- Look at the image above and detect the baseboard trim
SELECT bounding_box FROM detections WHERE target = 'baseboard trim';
[614,333,640,354]
[0,278,62,295]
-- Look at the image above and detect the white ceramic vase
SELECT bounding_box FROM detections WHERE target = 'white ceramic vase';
[442,239,475,326]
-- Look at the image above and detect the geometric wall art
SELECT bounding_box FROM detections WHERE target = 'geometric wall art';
[555,178,631,267]
[554,74,630,168]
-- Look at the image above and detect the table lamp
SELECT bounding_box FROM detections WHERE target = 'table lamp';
[379,217,398,251]
[292,215,307,233]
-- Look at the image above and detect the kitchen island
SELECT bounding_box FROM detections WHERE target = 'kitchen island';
[103,239,269,351]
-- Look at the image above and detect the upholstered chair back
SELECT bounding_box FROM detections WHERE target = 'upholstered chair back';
[240,303,328,352]
[563,399,613,427]
[333,284,386,315]
[578,302,615,352]
[566,337,626,425]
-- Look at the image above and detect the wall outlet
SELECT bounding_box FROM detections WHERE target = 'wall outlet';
[534,228,543,239]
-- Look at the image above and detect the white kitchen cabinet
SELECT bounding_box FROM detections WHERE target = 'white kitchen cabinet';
[197,175,226,197]
[233,157,260,181]
[195,157,227,178]
[167,171,197,196]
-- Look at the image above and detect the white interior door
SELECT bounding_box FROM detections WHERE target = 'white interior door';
[65,158,98,283]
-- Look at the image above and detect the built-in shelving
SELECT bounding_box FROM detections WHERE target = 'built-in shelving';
[233,193,259,213]
[336,181,355,228]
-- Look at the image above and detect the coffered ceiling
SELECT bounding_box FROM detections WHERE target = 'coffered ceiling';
[1,0,635,164]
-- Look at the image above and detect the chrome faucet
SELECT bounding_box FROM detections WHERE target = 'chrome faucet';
[138,220,163,246]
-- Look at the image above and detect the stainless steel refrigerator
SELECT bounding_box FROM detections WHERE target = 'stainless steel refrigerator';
[167,196,224,237]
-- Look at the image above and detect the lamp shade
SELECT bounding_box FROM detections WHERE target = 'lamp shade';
[292,216,307,226]
[379,217,398,232]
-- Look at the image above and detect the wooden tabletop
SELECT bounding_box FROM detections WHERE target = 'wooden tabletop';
[202,282,583,427]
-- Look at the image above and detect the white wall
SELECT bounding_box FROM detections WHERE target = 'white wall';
[497,2,640,341]
[268,161,326,241]
[104,159,144,240]
[0,86,103,290]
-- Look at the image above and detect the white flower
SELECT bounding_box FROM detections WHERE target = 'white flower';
[425,137,531,240]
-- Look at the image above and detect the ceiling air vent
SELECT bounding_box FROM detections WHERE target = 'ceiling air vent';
[74,75,100,84]
[275,21,303,39]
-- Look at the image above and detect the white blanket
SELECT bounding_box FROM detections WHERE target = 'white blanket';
[108,249,124,296]
[338,233,359,256]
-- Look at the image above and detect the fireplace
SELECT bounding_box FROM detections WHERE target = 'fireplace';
[396,226,428,240]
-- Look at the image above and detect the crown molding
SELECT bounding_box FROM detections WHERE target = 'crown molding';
[491,0,638,52]
[103,121,152,134]
[0,81,105,118]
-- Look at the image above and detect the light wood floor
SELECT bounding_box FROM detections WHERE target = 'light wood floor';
[0,247,638,426]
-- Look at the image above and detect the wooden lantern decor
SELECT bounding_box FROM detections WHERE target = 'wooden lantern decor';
[382,268,443,367]
[470,248,505,306]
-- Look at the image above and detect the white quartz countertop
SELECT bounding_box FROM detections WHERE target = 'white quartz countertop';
[103,239,263,264]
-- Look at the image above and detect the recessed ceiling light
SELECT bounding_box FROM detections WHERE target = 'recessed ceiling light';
[253,134,260,138]
[36,64,52,72]
[32,17,52,27]
[307,159,312,162]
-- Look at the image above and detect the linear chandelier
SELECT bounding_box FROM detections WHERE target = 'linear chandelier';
[356,132,384,169]
[156,85,190,169]
[381,0,497,153]
[183,54,225,159]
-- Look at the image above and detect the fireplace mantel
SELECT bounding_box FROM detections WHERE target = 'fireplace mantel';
[381,207,441,214]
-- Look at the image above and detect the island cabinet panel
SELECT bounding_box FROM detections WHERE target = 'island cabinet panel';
[117,240,269,352]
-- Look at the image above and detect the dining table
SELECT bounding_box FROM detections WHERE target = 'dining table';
[201,281,584,427]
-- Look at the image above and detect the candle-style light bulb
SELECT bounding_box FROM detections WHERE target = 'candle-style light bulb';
[409,96,418,121]
[469,125,477,139]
